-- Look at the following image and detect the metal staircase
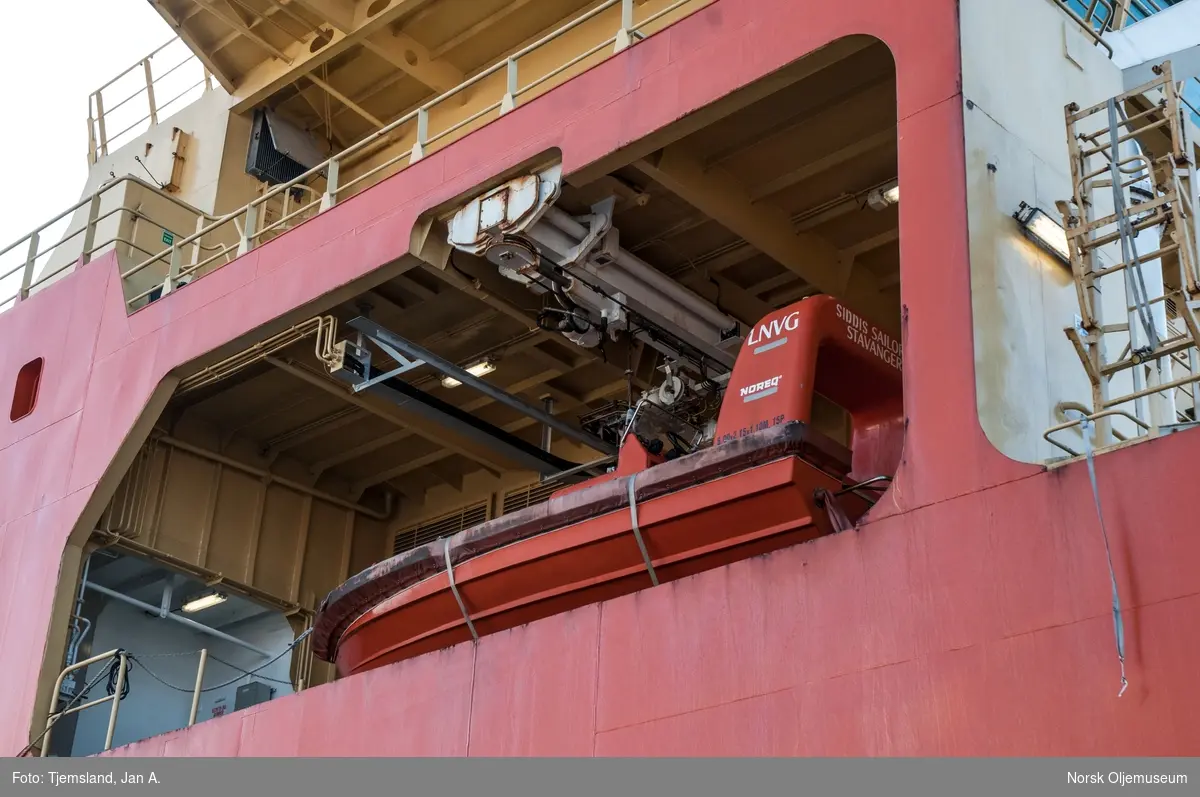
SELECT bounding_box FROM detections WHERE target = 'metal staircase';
[1056,61,1200,449]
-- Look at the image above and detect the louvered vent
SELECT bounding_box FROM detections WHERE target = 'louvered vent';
[502,481,559,515]
[1164,298,1183,338]
[392,500,489,557]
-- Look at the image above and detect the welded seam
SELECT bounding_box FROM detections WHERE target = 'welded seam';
[590,601,605,757]
[464,642,478,757]
[858,467,1048,530]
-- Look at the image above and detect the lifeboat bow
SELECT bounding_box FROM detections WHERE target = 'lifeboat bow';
[312,296,904,676]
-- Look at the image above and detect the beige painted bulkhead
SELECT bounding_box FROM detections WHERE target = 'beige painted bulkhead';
[33,87,263,299]
[86,411,608,690]
[961,0,1172,462]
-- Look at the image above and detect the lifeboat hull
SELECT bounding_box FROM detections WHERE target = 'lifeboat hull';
[313,423,863,676]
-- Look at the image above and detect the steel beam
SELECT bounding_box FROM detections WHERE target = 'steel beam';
[633,144,897,334]
[347,316,618,455]
[329,344,587,476]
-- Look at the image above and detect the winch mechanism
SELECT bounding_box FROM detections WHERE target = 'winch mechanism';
[445,162,743,446]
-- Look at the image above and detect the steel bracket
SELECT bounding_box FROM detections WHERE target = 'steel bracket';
[350,335,425,393]
[347,317,616,456]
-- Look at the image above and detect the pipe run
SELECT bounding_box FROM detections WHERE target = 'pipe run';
[65,556,93,670]
[84,582,273,658]
[541,206,739,332]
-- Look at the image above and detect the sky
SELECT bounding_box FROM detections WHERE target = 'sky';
[0,1,173,275]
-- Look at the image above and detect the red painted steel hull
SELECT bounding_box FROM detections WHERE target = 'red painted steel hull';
[0,0,1196,758]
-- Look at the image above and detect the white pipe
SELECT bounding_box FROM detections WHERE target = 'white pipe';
[541,207,739,331]
[85,582,273,658]
[66,556,93,668]
[576,260,722,337]
[541,204,589,237]
[528,221,715,331]
[610,249,737,331]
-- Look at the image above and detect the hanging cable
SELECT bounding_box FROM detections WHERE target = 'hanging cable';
[128,629,312,695]
[133,156,166,189]
[106,656,131,700]
[1077,416,1129,698]
[15,657,119,757]
[1107,100,1159,354]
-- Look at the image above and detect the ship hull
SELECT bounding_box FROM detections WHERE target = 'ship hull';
[0,0,1197,758]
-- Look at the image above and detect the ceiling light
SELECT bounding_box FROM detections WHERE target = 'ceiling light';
[1013,202,1070,264]
[867,180,899,211]
[441,359,496,389]
[182,592,227,613]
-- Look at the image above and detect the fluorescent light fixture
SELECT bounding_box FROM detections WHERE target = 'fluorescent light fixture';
[1013,202,1070,264]
[441,359,496,389]
[867,180,899,211]
[182,592,227,613]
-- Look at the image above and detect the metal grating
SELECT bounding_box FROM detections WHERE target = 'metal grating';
[392,500,489,557]
[502,481,560,515]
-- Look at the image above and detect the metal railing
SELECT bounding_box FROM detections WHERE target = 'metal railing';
[37,648,209,757]
[1065,0,1182,32]
[1185,77,1200,122]
[0,0,701,318]
[89,38,213,165]
[1044,408,1151,456]
[0,176,224,311]
[1053,0,1186,57]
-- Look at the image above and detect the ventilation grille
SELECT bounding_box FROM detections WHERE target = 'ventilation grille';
[502,481,560,515]
[246,109,313,186]
[392,500,489,557]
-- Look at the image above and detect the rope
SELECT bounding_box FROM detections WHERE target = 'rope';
[444,537,479,642]
[1078,417,1129,698]
[627,476,659,586]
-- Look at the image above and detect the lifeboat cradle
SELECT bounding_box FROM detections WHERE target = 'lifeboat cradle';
[312,295,905,676]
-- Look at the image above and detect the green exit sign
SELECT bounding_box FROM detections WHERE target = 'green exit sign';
[162,230,174,246]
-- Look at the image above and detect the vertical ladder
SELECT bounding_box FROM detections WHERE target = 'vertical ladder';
[1059,61,1200,447]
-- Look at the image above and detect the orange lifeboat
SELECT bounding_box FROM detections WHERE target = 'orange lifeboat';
[311,296,904,676]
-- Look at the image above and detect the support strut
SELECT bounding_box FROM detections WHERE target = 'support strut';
[346,316,617,456]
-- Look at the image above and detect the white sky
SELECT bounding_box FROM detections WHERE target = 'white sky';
[0,1,173,248]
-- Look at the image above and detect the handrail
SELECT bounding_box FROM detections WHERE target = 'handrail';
[1183,77,1200,120]
[36,647,210,757]
[117,0,696,304]
[88,38,212,164]
[0,175,223,310]
[0,0,703,317]
[1043,408,1151,457]
[40,649,129,756]
[1056,0,1181,39]
[1053,0,1116,58]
